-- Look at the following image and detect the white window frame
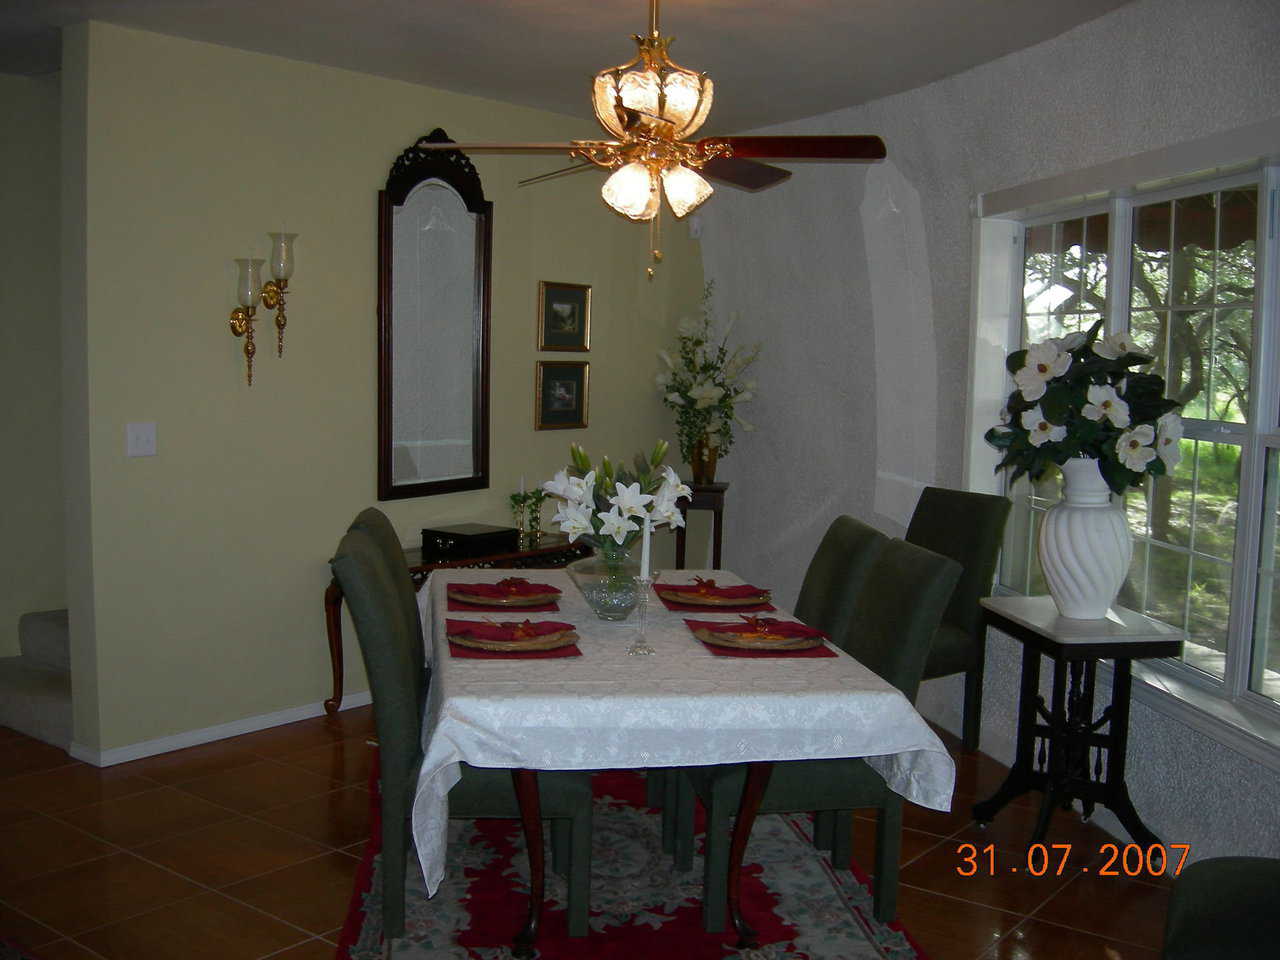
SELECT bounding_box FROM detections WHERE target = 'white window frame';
[965,119,1280,771]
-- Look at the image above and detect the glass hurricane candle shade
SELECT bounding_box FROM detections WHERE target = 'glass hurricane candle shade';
[235,258,265,308]
[267,232,297,282]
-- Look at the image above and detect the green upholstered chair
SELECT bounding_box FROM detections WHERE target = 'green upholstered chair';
[1162,856,1280,959]
[652,515,888,828]
[330,524,594,939]
[677,537,960,931]
[904,486,1011,751]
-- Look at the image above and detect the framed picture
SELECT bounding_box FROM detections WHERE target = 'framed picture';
[535,361,589,430]
[537,281,591,351]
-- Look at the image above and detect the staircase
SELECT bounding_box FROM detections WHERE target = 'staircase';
[0,609,72,748]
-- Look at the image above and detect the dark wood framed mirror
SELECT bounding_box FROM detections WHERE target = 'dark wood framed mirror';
[377,128,492,500]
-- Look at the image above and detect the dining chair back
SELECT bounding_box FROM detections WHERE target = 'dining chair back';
[904,486,1011,749]
[349,507,426,689]
[1162,856,1280,958]
[677,536,960,931]
[330,523,595,939]
[793,515,888,638]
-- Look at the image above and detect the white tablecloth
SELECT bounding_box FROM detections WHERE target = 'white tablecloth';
[410,567,955,895]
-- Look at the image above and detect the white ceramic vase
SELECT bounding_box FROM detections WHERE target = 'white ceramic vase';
[1038,457,1133,620]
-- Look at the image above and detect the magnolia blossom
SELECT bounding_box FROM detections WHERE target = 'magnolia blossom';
[1156,412,1183,471]
[1014,341,1072,401]
[596,506,639,544]
[1050,331,1088,352]
[1021,406,1067,447]
[1116,424,1157,472]
[1081,384,1130,428]
[664,391,686,406]
[608,481,654,519]
[1093,332,1136,360]
[688,381,725,408]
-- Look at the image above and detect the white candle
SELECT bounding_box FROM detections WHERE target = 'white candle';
[520,474,525,495]
[640,515,652,581]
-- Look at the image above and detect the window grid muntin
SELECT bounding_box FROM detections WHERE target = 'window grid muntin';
[1000,167,1279,717]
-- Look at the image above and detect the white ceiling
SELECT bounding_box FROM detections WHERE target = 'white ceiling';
[2,0,1133,133]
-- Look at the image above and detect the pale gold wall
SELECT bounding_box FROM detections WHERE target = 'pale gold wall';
[1,74,64,657]
[70,22,703,751]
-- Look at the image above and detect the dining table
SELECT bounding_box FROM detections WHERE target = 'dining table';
[410,566,956,954]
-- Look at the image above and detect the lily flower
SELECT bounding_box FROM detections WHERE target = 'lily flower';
[597,506,639,545]
[542,469,576,501]
[1014,341,1072,401]
[1156,412,1183,471]
[1081,384,1131,428]
[552,501,594,542]
[567,470,596,504]
[1021,406,1067,447]
[608,481,654,519]
[659,465,693,501]
[650,491,686,529]
[1116,424,1157,471]
[1093,332,1137,360]
[688,381,725,409]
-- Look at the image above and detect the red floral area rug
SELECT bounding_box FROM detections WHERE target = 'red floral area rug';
[337,770,928,960]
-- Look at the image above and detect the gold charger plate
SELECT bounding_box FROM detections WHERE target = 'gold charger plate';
[656,588,771,607]
[691,627,824,652]
[448,628,579,653]
[447,588,560,607]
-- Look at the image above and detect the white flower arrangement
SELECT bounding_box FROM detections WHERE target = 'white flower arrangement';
[542,441,692,550]
[985,320,1184,495]
[656,284,760,467]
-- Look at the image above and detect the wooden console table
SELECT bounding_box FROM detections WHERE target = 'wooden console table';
[971,595,1183,846]
[674,481,729,569]
[322,534,589,714]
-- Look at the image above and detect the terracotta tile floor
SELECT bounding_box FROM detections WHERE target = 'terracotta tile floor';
[0,710,1171,959]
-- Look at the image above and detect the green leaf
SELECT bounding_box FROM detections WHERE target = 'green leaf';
[1041,383,1072,423]
[1006,349,1028,376]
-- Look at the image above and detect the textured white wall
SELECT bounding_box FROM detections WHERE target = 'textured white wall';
[698,0,1280,859]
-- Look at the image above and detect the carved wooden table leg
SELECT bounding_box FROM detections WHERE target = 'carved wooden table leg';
[728,761,773,948]
[512,769,544,958]
[323,580,344,715]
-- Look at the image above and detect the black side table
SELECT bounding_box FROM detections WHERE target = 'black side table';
[972,595,1183,846]
[674,481,729,569]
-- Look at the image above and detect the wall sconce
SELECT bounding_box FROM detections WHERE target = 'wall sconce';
[227,232,297,385]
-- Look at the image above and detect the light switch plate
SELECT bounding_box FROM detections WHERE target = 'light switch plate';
[125,422,157,457]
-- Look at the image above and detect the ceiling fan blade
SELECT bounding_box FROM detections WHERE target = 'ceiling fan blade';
[699,135,887,161]
[701,157,792,192]
[412,142,582,154]
[517,162,600,188]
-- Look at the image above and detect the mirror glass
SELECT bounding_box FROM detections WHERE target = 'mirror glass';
[378,129,491,499]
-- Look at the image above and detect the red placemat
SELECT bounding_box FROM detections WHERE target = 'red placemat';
[683,617,837,658]
[654,580,776,613]
[445,617,581,659]
[448,597,559,612]
[448,641,581,659]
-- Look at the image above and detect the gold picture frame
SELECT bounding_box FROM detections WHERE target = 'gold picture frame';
[535,361,589,430]
[537,281,591,351]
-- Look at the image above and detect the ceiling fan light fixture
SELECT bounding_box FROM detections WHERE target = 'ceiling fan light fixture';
[660,163,712,218]
[602,161,660,220]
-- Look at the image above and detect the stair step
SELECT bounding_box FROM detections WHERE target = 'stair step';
[18,608,69,672]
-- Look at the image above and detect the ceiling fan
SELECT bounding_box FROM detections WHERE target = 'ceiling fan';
[417,0,885,272]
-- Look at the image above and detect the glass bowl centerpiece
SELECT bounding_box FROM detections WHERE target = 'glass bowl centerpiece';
[543,440,691,621]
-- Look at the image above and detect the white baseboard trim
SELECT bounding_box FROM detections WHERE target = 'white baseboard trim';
[69,691,373,768]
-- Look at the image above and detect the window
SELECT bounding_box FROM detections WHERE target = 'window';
[996,169,1280,719]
